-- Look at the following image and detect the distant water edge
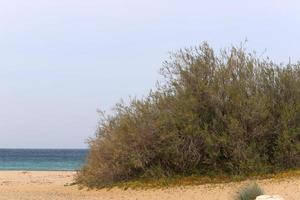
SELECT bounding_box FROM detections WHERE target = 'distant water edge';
[0,149,88,171]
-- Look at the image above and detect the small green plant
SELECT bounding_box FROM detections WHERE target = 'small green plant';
[235,183,264,200]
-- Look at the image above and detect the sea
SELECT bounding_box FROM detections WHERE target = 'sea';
[0,149,88,171]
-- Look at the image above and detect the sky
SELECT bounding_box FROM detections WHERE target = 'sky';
[1,0,300,148]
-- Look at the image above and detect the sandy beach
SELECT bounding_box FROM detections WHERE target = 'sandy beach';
[0,171,298,200]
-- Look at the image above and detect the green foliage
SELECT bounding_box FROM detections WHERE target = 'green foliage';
[76,42,300,188]
[235,183,264,200]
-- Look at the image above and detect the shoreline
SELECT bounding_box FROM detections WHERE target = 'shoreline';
[0,170,78,172]
[0,171,299,200]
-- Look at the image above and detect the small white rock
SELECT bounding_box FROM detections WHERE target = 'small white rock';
[256,195,284,200]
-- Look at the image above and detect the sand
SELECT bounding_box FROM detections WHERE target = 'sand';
[0,171,299,200]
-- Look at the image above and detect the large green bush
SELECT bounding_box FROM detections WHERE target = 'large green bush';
[76,43,300,187]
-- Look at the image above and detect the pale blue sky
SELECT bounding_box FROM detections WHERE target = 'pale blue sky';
[1,0,300,148]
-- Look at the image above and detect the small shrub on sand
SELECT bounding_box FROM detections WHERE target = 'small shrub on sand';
[235,183,264,200]
[76,42,300,188]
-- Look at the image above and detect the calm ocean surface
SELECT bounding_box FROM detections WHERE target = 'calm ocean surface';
[0,149,88,171]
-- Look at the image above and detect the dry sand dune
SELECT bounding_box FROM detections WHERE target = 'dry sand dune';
[0,171,299,200]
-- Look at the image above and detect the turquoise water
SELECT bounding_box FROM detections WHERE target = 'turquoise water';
[0,149,88,171]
